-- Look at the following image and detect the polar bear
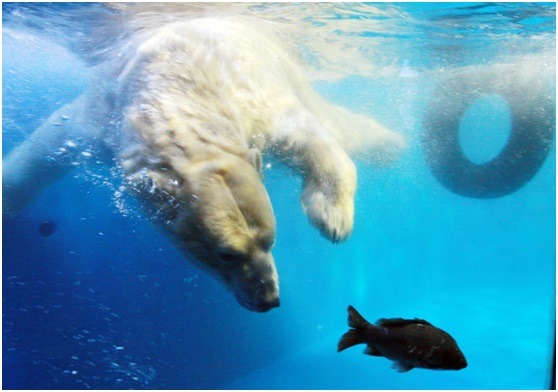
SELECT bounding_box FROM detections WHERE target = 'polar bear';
[3,17,405,312]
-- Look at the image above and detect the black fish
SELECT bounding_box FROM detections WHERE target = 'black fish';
[337,305,467,372]
[38,220,57,237]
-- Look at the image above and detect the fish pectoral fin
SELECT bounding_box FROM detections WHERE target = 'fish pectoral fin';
[392,362,414,373]
[363,345,382,356]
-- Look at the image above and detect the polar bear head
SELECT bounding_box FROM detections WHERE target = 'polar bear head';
[133,146,279,312]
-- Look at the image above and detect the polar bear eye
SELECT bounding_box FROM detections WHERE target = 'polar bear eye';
[219,252,240,264]
[259,238,275,252]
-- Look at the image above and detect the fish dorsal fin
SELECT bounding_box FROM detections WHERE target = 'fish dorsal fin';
[347,305,369,329]
[376,318,432,327]
[392,362,414,373]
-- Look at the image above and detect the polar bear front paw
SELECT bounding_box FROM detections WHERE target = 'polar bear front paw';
[301,184,355,243]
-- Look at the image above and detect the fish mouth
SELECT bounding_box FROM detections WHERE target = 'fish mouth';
[456,357,468,370]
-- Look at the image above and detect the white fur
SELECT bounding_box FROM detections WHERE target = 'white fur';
[3,18,405,311]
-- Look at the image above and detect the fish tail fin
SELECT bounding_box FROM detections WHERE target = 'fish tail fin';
[347,305,369,329]
[337,305,370,352]
[337,329,365,352]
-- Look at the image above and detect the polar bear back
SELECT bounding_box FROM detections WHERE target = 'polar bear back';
[114,17,405,163]
[116,18,301,139]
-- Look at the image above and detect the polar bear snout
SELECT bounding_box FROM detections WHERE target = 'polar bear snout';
[234,276,280,312]
[227,253,280,312]
[237,279,280,312]
[253,294,280,312]
[162,153,280,312]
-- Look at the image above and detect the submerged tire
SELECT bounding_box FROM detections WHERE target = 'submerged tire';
[423,66,555,198]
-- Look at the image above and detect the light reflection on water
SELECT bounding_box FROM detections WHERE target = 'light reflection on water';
[3,3,556,76]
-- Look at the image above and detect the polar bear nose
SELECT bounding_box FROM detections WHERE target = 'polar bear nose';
[251,277,280,312]
[257,296,280,312]
[238,293,280,312]
[239,277,280,312]
[246,296,279,312]
[259,297,279,312]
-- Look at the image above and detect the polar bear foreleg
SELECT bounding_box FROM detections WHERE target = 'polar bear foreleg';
[2,93,99,213]
[270,108,357,243]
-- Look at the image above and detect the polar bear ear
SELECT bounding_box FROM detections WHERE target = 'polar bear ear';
[248,148,263,177]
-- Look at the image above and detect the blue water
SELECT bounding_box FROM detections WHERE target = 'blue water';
[2,3,556,389]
